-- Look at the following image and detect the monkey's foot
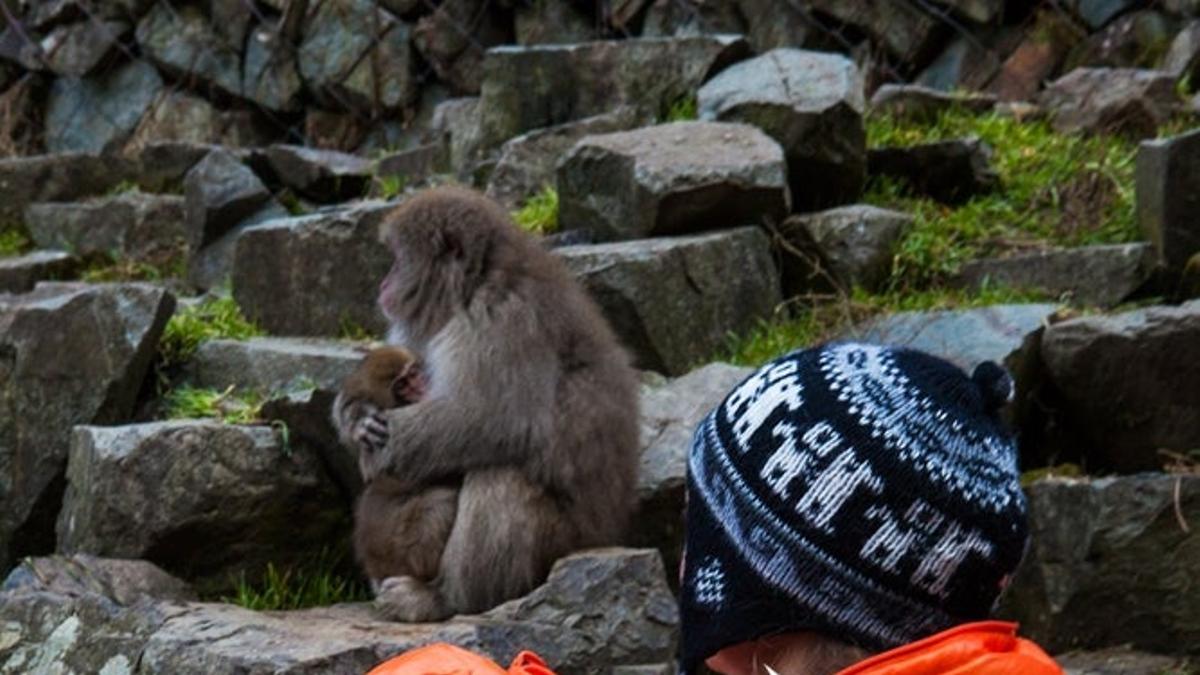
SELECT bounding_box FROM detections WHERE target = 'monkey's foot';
[374,575,450,622]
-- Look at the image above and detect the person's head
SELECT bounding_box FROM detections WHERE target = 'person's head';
[679,342,1028,674]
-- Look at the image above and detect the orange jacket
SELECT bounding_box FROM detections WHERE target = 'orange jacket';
[366,643,555,675]
[836,621,1062,675]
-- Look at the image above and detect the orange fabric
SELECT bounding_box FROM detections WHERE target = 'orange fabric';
[835,621,1063,675]
[366,643,556,675]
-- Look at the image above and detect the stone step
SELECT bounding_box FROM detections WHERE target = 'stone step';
[0,250,76,293]
[954,243,1157,307]
[186,336,365,394]
[25,192,190,262]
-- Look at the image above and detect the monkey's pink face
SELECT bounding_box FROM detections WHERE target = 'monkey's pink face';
[378,250,408,322]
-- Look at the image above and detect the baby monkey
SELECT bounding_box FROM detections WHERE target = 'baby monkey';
[337,346,459,589]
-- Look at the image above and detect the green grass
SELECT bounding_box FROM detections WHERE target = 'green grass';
[865,107,1143,291]
[79,255,185,283]
[661,94,698,123]
[163,385,265,424]
[223,549,370,611]
[0,226,30,257]
[723,285,1051,367]
[511,185,559,235]
[159,293,264,368]
[338,316,375,341]
[106,179,140,196]
[373,173,407,201]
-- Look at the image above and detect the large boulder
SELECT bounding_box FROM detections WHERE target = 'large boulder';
[1039,300,1200,472]
[243,26,303,113]
[989,13,1085,102]
[265,145,374,203]
[956,243,1157,307]
[187,337,363,393]
[486,107,645,210]
[413,0,510,95]
[556,121,789,241]
[0,283,174,571]
[999,474,1200,654]
[25,193,192,263]
[135,3,242,99]
[479,35,750,149]
[558,227,781,375]
[804,0,943,64]
[867,137,998,205]
[1136,128,1200,273]
[1040,68,1178,138]
[698,48,866,211]
[232,202,393,337]
[39,19,130,77]
[775,205,911,296]
[44,59,164,154]
[184,149,273,248]
[632,363,752,578]
[3,554,196,605]
[57,421,348,591]
[0,251,75,294]
[298,0,416,112]
[0,154,138,228]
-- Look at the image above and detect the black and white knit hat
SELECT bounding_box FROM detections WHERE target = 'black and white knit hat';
[679,342,1028,673]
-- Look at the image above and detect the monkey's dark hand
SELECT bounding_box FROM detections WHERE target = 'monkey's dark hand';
[355,412,390,455]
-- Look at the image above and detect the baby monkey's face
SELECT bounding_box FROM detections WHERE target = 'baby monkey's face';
[357,346,426,408]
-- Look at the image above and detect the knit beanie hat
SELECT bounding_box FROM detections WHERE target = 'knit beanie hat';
[679,342,1028,673]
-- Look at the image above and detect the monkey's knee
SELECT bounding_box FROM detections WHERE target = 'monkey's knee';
[374,576,450,623]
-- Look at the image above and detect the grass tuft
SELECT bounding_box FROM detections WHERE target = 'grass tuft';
[159,292,264,368]
[163,385,265,424]
[374,173,407,201]
[661,94,698,123]
[512,185,559,235]
[223,549,370,611]
[0,225,30,257]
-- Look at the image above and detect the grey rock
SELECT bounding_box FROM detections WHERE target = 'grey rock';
[632,363,751,578]
[0,283,174,571]
[868,137,998,205]
[999,474,1200,653]
[777,205,912,296]
[45,59,163,154]
[39,19,129,77]
[136,3,242,99]
[1067,0,1139,29]
[126,91,273,151]
[1163,19,1200,81]
[640,0,744,42]
[0,251,75,293]
[265,145,374,202]
[233,202,393,337]
[413,0,509,95]
[698,48,866,211]
[870,84,998,121]
[989,12,1086,102]
[849,303,1060,373]
[187,200,290,292]
[0,153,139,227]
[25,192,191,262]
[956,243,1157,307]
[341,20,416,113]
[805,0,943,64]
[515,0,596,45]
[1136,128,1200,272]
[243,26,303,113]
[479,35,750,149]
[934,0,1003,23]
[185,149,273,247]
[57,421,348,591]
[1039,300,1200,471]
[300,0,415,112]
[558,228,781,374]
[484,548,679,667]
[487,107,645,210]
[130,141,219,194]
[188,337,363,393]
[1065,10,1178,70]
[916,35,1005,92]
[374,143,446,187]
[557,121,789,241]
[3,554,195,604]
[1056,647,1197,674]
[1040,67,1178,138]
[431,97,483,178]
[259,386,358,496]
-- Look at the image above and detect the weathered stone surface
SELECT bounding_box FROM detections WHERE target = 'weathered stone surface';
[1067,0,1139,29]
[870,84,997,121]
[3,554,196,604]
[44,59,163,154]
[776,205,911,296]
[1136,128,1200,272]
[259,386,358,496]
[0,549,676,674]
[632,363,751,577]
[1065,10,1178,70]
[58,421,347,590]
[1056,647,1197,674]
[515,0,595,45]
[130,142,217,193]
[136,3,242,99]
[850,304,1059,373]
[0,283,174,571]
[1039,300,1200,471]
[39,19,129,77]
[266,145,374,202]
[1164,19,1200,81]
[1040,67,1178,138]
[299,0,416,112]
[916,32,1015,93]
[413,0,510,95]
[125,91,271,151]
[484,548,679,668]
[557,122,789,241]
[806,0,943,64]
[0,153,138,227]
[233,202,393,337]
[558,228,781,374]
[640,0,743,43]
[479,35,750,149]
[188,337,363,393]
[957,243,1156,307]
[487,107,644,210]
[184,149,272,250]
[187,200,290,292]
[698,48,865,211]
[999,474,1200,654]
[989,12,1084,102]
[0,251,75,293]
[868,137,998,205]
[243,25,303,112]
[431,97,483,177]
[25,192,191,262]
[935,0,1002,23]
